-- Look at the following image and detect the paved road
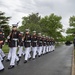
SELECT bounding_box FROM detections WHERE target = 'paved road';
[1,44,73,75]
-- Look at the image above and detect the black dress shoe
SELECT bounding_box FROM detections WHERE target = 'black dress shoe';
[38,55,41,57]
[43,54,45,55]
[1,60,4,62]
[29,58,31,61]
[35,55,37,58]
[3,56,6,60]
[24,60,27,63]
[6,59,10,62]
[32,58,35,60]
[16,59,20,65]
[0,68,4,72]
[8,65,14,69]
[17,54,19,56]
[19,56,21,59]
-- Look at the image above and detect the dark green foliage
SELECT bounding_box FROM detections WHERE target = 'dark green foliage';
[66,16,75,41]
[19,13,63,41]
[0,11,10,38]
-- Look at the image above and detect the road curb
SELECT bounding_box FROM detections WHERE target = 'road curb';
[72,50,75,75]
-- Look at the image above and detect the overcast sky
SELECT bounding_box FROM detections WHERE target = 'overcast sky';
[0,0,75,35]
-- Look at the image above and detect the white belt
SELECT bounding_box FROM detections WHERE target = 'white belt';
[40,41,42,43]
[33,41,37,43]
[25,40,31,42]
[13,38,18,41]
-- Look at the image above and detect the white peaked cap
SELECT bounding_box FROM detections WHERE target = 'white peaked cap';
[25,29,30,32]
[12,24,18,27]
[33,31,36,33]
[38,33,41,35]
[42,35,45,37]
[20,32,23,34]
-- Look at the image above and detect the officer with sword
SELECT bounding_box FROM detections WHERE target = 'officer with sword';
[6,23,21,69]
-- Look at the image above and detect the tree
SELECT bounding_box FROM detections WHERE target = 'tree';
[39,13,63,40]
[0,11,10,38]
[65,35,74,41]
[66,16,75,34]
[1,25,10,38]
[19,13,64,42]
[66,16,75,41]
[19,13,41,33]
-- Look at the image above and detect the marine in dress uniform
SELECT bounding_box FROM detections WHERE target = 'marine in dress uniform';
[31,31,37,59]
[49,37,52,52]
[23,29,31,63]
[17,32,24,58]
[48,37,50,53]
[52,38,55,51]
[7,24,20,69]
[42,35,46,54]
[50,38,55,51]
[46,36,49,53]
[0,28,5,71]
[37,33,43,57]
[0,29,5,61]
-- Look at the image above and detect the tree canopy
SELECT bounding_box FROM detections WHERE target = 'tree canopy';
[0,11,66,42]
[0,11,10,38]
[39,13,63,40]
[19,13,63,41]
[66,16,75,41]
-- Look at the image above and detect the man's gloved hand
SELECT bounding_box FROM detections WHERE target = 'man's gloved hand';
[7,36,10,39]
[18,45,20,48]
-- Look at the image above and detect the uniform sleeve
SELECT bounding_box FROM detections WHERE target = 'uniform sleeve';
[7,31,12,44]
[18,31,22,45]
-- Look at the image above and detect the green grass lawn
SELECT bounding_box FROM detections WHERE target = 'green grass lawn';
[2,44,9,53]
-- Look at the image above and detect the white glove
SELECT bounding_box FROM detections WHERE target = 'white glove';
[18,45,20,47]
[7,36,10,39]
[5,40,7,42]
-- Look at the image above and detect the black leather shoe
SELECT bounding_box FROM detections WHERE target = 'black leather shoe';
[16,59,20,65]
[24,60,27,63]
[19,56,21,59]
[0,68,4,72]
[32,58,35,60]
[29,58,31,61]
[38,55,41,57]
[17,54,19,56]
[3,56,6,60]
[8,65,14,69]
[1,60,4,62]
[6,59,10,62]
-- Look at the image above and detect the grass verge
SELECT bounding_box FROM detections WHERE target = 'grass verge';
[2,44,9,53]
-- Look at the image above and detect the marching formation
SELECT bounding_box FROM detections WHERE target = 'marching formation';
[0,24,55,71]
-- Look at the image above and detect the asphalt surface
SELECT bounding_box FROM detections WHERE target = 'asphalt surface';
[1,44,73,75]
